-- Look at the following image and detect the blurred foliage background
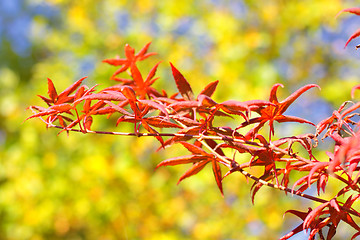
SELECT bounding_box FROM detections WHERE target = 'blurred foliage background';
[1,0,360,239]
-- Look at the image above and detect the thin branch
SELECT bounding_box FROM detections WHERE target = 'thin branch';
[45,123,360,218]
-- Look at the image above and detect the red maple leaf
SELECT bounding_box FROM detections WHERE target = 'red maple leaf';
[37,77,87,107]
[170,62,194,101]
[156,140,226,196]
[27,77,89,128]
[239,84,319,139]
[103,42,157,79]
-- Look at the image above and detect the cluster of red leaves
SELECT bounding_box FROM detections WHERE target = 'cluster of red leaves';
[27,34,360,239]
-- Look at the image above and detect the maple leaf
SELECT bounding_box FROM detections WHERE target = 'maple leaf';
[245,135,288,202]
[332,131,360,179]
[282,196,360,240]
[280,208,312,240]
[103,42,157,79]
[198,80,219,98]
[291,162,330,196]
[169,62,194,101]
[128,62,164,99]
[38,77,87,106]
[282,205,332,240]
[240,84,319,139]
[315,101,357,139]
[156,141,225,196]
[27,77,89,129]
[27,103,73,121]
[164,76,229,133]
